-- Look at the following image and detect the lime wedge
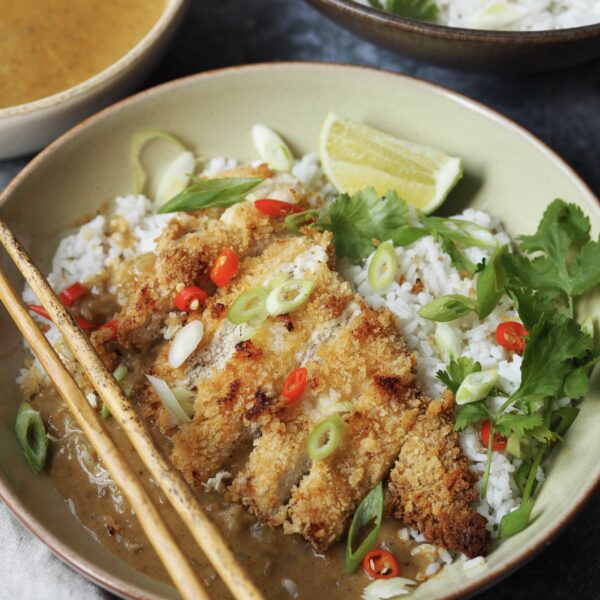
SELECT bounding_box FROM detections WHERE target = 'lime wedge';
[318,113,462,214]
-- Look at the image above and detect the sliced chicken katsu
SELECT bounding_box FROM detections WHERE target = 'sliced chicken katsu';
[138,224,489,557]
[115,164,313,348]
[386,392,490,558]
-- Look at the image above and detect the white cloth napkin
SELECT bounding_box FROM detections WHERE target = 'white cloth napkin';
[0,500,112,599]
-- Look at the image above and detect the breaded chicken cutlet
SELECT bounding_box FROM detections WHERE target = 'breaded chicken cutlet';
[123,201,490,557]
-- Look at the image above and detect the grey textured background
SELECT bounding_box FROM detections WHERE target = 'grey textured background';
[1,1,599,598]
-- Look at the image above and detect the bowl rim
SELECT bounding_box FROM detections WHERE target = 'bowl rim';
[0,61,599,600]
[308,0,600,42]
[0,0,188,120]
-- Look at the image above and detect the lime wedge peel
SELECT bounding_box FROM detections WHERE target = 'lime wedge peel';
[318,112,462,215]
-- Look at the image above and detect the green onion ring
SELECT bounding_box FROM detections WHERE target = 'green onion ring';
[15,401,48,474]
[455,368,498,405]
[266,279,314,316]
[228,287,268,325]
[368,241,398,292]
[307,414,344,461]
[113,363,128,383]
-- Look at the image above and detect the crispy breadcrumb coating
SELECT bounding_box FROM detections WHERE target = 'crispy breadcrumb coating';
[386,391,491,558]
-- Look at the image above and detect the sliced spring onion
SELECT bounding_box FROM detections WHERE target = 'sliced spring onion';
[113,363,128,383]
[434,322,462,361]
[171,387,195,418]
[145,375,191,424]
[455,369,498,405]
[284,209,319,233]
[156,151,196,206]
[252,124,294,171]
[451,218,499,248]
[266,272,289,291]
[159,177,264,214]
[362,577,417,600]
[130,130,188,194]
[506,433,521,458]
[169,320,204,368]
[228,288,268,325]
[266,279,314,316]
[345,482,383,574]
[368,241,398,292]
[417,294,477,322]
[15,401,48,474]
[308,414,344,461]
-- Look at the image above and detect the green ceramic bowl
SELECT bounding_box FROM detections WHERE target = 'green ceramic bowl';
[306,0,600,73]
[0,63,598,599]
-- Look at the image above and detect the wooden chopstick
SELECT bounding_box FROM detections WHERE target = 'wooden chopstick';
[0,219,265,600]
[0,265,210,600]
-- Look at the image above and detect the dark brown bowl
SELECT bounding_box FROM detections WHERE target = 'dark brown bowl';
[306,0,600,73]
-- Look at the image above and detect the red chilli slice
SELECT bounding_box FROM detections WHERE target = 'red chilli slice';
[210,248,239,288]
[59,282,87,307]
[481,419,508,452]
[362,548,400,580]
[496,321,528,352]
[282,367,308,406]
[174,287,207,312]
[254,199,303,217]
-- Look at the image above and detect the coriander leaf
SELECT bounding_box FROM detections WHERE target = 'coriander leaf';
[158,177,263,213]
[569,240,600,296]
[505,199,600,303]
[529,426,560,443]
[476,245,507,319]
[437,357,481,394]
[562,367,590,399]
[367,0,384,7]
[418,294,477,322]
[386,0,439,21]
[518,199,590,256]
[493,413,543,439]
[512,314,592,404]
[508,287,560,331]
[503,254,560,294]
[319,188,409,262]
[454,401,489,431]
[499,500,534,539]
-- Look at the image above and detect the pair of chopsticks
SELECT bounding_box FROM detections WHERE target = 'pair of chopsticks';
[0,218,265,600]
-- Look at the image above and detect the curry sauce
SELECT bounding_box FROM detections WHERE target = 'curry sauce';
[0,0,166,109]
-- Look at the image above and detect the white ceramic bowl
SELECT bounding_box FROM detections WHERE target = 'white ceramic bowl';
[0,0,188,160]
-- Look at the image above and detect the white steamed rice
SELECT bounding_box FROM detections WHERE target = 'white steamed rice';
[354,0,600,30]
